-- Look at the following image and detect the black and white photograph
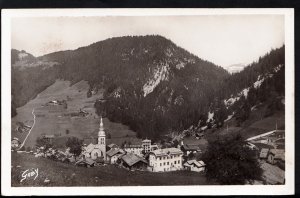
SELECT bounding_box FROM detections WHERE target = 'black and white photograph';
[1,8,295,195]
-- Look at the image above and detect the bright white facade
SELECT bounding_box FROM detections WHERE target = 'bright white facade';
[148,148,183,172]
[183,160,205,172]
[124,145,143,156]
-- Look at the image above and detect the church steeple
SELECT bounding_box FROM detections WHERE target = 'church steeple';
[98,117,106,145]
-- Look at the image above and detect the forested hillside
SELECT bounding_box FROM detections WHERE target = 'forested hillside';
[11,36,284,140]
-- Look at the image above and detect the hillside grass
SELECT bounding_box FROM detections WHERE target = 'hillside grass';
[11,80,141,148]
[11,152,210,186]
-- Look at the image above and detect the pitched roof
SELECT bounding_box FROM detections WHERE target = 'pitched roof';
[150,148,183,157]
[124,144,143,148]
[269,149,285,160]
[108,143,119,148]
[259,148,269,159]
[184,160,205,168]
[182,144,200,151]
[106,149,123,157]
[121,153,147,167]
[75,158,95,165]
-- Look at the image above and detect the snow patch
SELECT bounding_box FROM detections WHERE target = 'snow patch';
[224,114,234,122]
[143,63,169,97]
[176,62,185,70]
[254,77,265,89]
[200,126,208,131]
[207,111,214,123]
[242,88,250,98]
[274,64,283,73]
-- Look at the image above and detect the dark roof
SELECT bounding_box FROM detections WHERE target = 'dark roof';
[107,149,123,157]
[121,153,147,167]
[182,144,200,151]
[269,149,285,160]
[252,142,274,150]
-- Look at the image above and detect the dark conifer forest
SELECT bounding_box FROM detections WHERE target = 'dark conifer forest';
[11,35,285,140]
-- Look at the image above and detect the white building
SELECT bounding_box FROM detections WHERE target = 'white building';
[183,160,206,172]
[124,139,159,156]
[148,148,183,172]
[82,117,106,160]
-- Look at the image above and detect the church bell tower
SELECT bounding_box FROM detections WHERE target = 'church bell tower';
[98,117,106,160]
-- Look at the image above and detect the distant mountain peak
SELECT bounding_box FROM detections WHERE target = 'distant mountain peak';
[226,63,246,74]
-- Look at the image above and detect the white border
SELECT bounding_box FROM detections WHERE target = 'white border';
[1,8,295,196]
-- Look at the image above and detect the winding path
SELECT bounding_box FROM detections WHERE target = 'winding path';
[18,108,36,150]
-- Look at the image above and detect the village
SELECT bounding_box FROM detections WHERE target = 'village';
[11,112,285,185]
[12,117,207,174]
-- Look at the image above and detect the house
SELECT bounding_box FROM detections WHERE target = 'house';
[75,157,95,167]
[11,137,20,149]
[148,148,183,172]
[267,149,285,165]
[183,160,206,172]
[124,139,160,156]
[106,148,125,164]
[259,148,270,160]
[142,139,151,153]
[81,117,106,160]
[123,144,143,156]
[107,143,119,151]
[180,144,201,156]
[118,153,148,170]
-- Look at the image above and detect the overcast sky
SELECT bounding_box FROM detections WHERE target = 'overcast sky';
[11,15,284,68]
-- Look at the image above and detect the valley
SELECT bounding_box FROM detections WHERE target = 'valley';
[12,80,141,149]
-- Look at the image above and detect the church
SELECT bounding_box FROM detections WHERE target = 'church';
[81,117,106,160]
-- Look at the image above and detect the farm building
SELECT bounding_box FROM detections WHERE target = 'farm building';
[106,148,125,164]
[259,148,270,160]
[183,160,206,172]
[180,144,201,156]
[267,149,285,165]
[148,148,183,172]
[118,153,148,171]
[107,143,119,151]
[75,157,96,168]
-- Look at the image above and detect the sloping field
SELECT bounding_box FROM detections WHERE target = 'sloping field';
[12,152,210,186]
[11,80,141,148]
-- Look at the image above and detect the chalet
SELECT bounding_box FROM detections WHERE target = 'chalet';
[107,143,119,151]
[148,148,183,172]
[183,160,206,172]
[259,148,269,161]
[106,148,125,164]
[75,157,95,168]
[267,149,285,165]
[118,153,148,171]
[180,144,201,156]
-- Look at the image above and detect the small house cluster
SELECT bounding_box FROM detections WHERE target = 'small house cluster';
[247,129,285,184]
[13,117,206,173]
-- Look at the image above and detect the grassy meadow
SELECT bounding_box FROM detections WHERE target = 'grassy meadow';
[11,152,210,186]
[11,80,141,149]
